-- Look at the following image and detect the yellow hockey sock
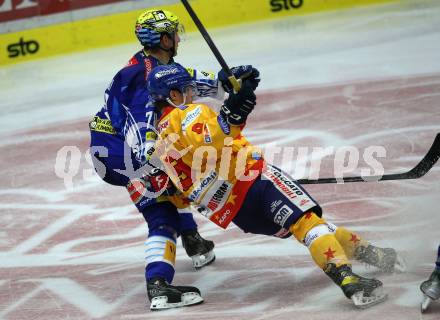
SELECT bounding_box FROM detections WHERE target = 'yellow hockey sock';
[308,233,349,269]
[289,212,349,269]
[334,226,368,259]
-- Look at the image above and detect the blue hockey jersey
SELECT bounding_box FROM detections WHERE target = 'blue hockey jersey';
[90,50,223,164]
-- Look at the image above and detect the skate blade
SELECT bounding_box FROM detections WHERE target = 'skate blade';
[351,288,388,309]
[420,281,440,300]
[150,292,204,311]
[192,250,216,270]
[421,295,432,313]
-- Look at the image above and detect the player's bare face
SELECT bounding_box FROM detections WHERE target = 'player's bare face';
[171,87,194,106]
[173,32,180,56]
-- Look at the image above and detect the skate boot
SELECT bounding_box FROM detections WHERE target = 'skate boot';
[181,230,215,269]
[147,277,203,310]
[325,263,388,309]
[355,244,406,273]
[420,269,440,313]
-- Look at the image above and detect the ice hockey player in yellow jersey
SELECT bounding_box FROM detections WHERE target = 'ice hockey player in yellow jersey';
[144,63,406,309]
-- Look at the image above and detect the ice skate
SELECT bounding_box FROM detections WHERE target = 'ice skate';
[325,263,387,309]
[147,277,203,310]
[181,230,215,269]
[420,269,440,313]
[355,244,406,273]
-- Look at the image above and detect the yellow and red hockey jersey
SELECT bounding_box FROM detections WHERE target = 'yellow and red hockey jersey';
[155,104,265,228]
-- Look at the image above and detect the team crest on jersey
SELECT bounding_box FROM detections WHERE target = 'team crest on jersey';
[191,123,203,134]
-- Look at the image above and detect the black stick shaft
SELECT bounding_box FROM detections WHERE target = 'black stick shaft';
[298,133,440,184]
[180,0,241,91]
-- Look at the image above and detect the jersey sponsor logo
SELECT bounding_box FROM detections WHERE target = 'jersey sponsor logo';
[203,123,212,143]
[155,66,180,78]
[205,181,232,212]
[200,70,215,80]
[7,37,39,58]
[218,209,232,225]
[181,106,201,131]
[264,166,317,212]
[217,115,230,135]
[158,119,170,133]
[89,116,116,135]
[274,205,293,226]
[266,166,304,198]
[188,171,218,202]
[270,0,303,12]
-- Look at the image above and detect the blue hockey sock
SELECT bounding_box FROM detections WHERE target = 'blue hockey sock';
[145,228,176,284]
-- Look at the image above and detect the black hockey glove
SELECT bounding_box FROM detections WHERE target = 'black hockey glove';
[218,65,260,93]
[220,80,257,126]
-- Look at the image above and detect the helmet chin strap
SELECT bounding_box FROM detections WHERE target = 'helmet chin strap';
[166,91,188,108]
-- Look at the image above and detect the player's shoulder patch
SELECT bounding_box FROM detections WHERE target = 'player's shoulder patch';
[89,116,116,135]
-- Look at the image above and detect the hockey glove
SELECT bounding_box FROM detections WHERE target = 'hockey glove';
[144,167,177,196]
[218,65,260,93]
[220,80,257,126]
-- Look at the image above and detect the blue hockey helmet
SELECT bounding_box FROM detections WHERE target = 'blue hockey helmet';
[147,64,196,104]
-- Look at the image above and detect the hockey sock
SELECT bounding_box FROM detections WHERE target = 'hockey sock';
[145,228,177,284]
[436,245,440,271]
[289,212,349,269]
[330,225,368,259]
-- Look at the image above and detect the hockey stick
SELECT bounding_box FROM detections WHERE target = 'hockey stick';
[180,0,241,92]
[297,133,440,184]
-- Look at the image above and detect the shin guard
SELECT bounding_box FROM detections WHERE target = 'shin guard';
[290,212,349,269]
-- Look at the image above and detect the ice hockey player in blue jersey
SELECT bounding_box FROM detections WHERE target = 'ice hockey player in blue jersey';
[420,245,440,313]
[89,9,257,310]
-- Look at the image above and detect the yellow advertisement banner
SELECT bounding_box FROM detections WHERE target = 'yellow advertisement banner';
[0,0,397,66]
